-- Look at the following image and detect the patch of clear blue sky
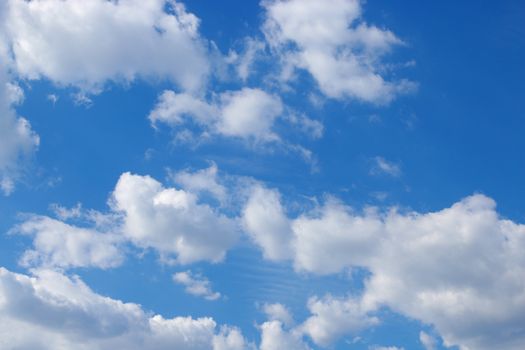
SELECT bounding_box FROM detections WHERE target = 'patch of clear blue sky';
[1,1,524,349]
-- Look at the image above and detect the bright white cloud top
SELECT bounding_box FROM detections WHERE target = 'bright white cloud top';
[262,0,416,103]
[149,88,284,143]
[0,0,523,350]
[244,189,525,349]
[0,0,209,91]
[0,267,247,350]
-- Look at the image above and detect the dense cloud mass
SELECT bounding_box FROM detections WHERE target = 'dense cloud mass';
[243,190,525,349]
[0,267,248,350]
[112,172,239,264]
[242,185,293,261]
[14,171,239,268]
[0,0,210,91]
[14,215,123,269]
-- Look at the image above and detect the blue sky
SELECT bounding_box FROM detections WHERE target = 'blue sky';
[0,0,524,349]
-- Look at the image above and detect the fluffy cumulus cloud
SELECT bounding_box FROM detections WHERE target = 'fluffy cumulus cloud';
[13,170,239,270]
[112,172,239,264]
[0,0,211,193]
[242,185,293,261]
[258,298,376,349]
[149,88,284,143]
[0,68,39,194]
[0,0,210,92]
[244,189,525,350]
[259,321,311,350]
[213,327,250,350]
[13,215,123,269]
[262,0,415,103]
[262,303,294,327]
[173,270,221,301]
[301,295,378,347]
[0,267,248,350]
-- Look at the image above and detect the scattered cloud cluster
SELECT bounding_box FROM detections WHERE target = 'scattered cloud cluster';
[12,160,525,349]
[2,1,516,350]
[13,171,239,269]
[14,215,123,269]
[259,320,310,350]
[0,0,413,192]
[243,188,525,349]
[0,267,248,350]
[257,296,377,349]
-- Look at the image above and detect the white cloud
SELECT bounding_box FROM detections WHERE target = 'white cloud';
[242,185,293,261]
[13,215,124,270]
[259,321,311,350]
[149,88,283,143]
[14,170,239,269]
[173,271,221,301]
[171,163,227,204]
[300,295,378,347]
[245,188,525,350]
[218,88,283,141]
[0,0,209,92]
[262,0,416,103]
[419,331,437,350]
[0,0,213,194]
[0,267,248,350]
[0,68,39,194]
[370,156,401,177]
[262,303,294,327]
[292,199,382,274]
[213,326,251,350]
[112,172,239,264]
